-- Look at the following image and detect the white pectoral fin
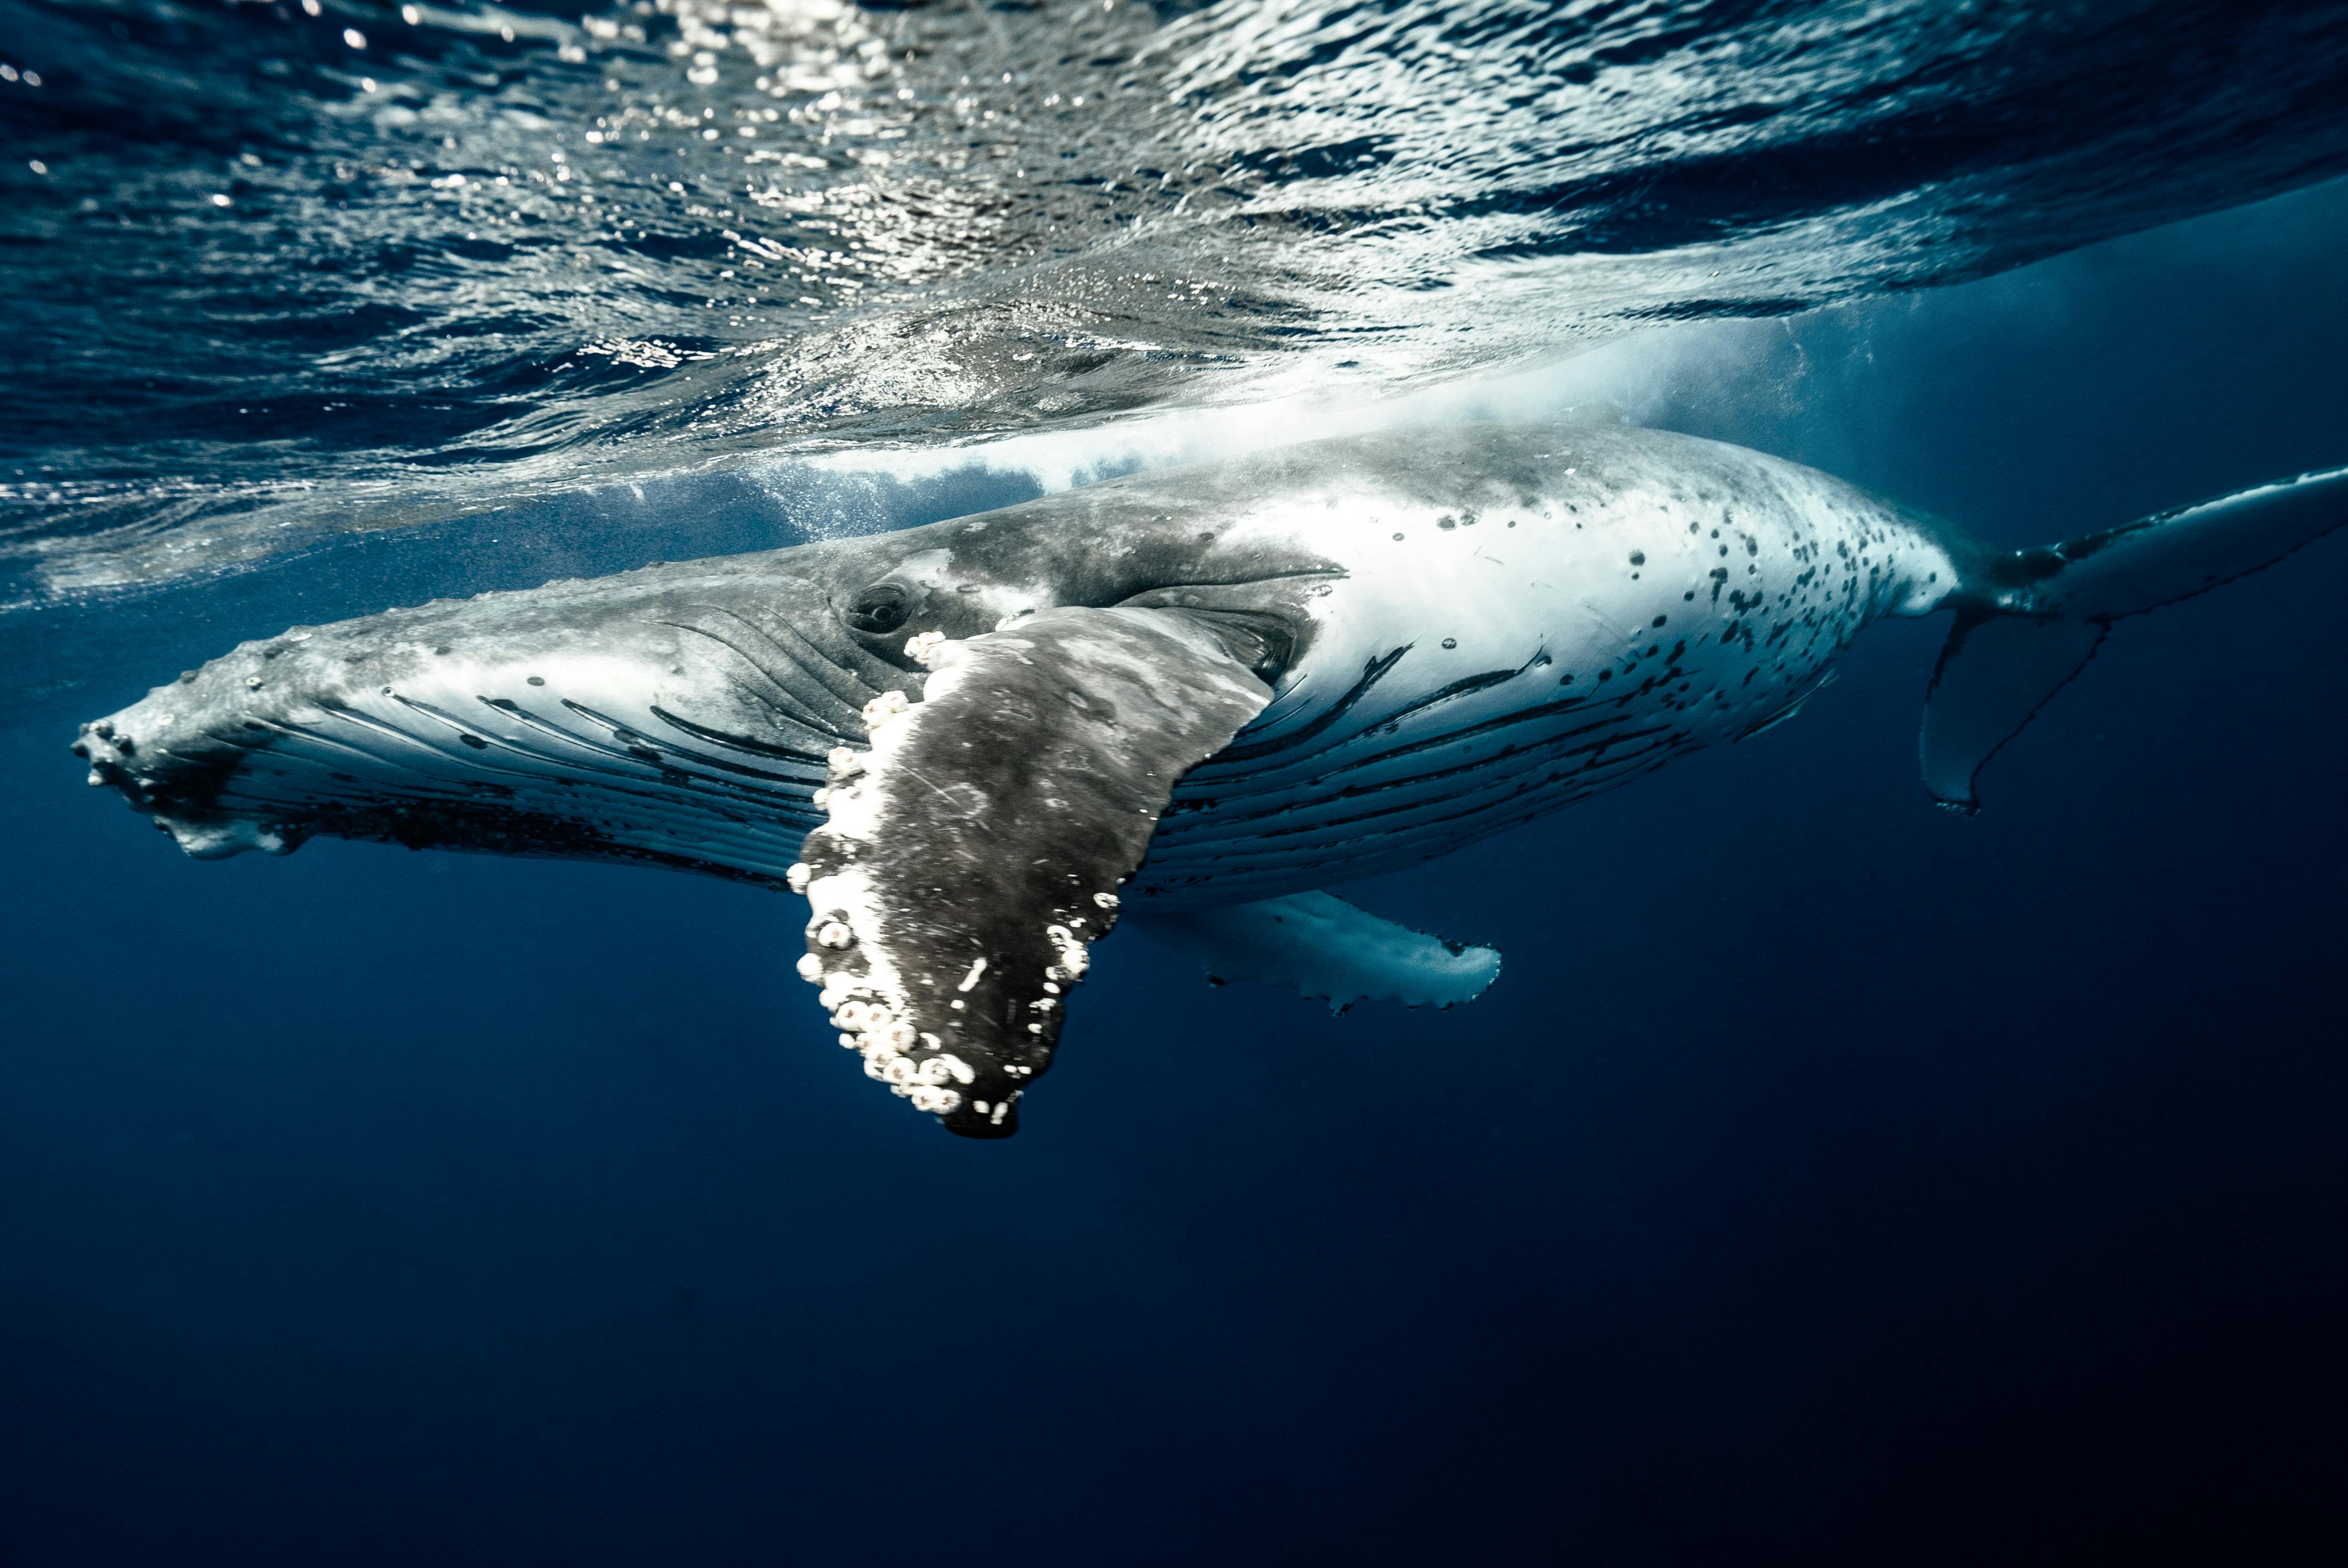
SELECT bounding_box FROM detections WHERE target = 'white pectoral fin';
[1131,892,1501,1013]
[794,606,1273,1138]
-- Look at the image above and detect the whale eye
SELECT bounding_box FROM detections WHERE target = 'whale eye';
[845,583,910,635]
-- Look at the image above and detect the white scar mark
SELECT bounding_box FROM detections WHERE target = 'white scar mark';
[898,760,994,832]
[900,762,954,800]
[1579,597,1638,643]
[957,957,987,992]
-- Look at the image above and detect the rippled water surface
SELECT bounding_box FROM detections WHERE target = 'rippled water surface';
[11,9,2348,1565]
[7,0,2348,602]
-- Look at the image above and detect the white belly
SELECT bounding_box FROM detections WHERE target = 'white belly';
[1136,425,1956,905]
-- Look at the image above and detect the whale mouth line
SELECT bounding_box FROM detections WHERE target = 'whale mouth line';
[640,606,875,730]
[96,698,830,878]
[642,704,840,766]
[75,568,861,883]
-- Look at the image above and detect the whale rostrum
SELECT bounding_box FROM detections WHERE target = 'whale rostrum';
[74,422,2348,1136]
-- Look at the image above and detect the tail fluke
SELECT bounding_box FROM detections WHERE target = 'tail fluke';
[1923,465,2348,814]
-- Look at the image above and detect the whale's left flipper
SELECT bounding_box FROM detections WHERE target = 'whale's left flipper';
[1131,892,1501,1014]
[1924,465,2348,813]
[794,607,1274,1138]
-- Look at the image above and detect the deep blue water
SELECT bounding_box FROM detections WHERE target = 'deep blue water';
[7,3,2348,1564]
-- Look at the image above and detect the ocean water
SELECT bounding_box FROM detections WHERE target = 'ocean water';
[5,3,2348,1563]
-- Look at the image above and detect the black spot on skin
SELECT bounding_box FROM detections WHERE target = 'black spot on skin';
[1597,669,1613,681]
[1652,615,1667,627]
[1629,551,1645,565]
[434,646,452,657]
[1683,591,1696,601]
[1438,516,1456,530]
[459,734,488,750]
[1393,533,1404,541]
[526,675,545,686]
[1441,638,1458,649]
[1559,673,1574,685]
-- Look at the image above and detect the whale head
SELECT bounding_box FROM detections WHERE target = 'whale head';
[74,557,858,880]
[75,476,1333,886]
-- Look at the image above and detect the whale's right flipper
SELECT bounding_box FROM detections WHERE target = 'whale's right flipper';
[1925,465,2348,813]
[1131,892,1502,1014]
[794,606,1274,1138]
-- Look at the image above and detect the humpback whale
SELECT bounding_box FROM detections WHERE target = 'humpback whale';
[72,422,2348,1137]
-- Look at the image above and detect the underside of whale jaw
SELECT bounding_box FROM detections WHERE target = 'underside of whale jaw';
[75,565,882,884]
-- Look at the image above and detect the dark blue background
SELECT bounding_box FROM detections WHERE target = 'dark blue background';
[5,181,2346,1565]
